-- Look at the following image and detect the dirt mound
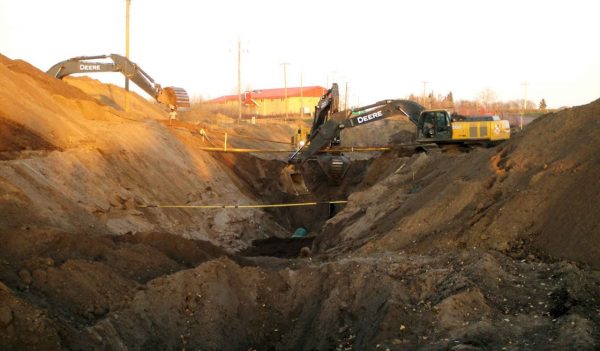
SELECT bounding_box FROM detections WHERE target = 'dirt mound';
[315,98,600,268]
[0,54,287,249]
[3,229,598,350]
[65,76,166,120]
[0,116,60,160]
[341,115,415,148]
[0,229,236,350]
[0,54,97,103]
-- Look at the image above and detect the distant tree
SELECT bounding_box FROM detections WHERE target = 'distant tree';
[539,98,547,111]
[477,88,497,111]
[441,91,454,108]
[525,100,536,111]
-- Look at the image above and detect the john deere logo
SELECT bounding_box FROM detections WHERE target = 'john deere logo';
[357,110,383,124]
[80,64,101,71]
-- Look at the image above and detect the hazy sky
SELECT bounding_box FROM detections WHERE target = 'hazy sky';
[1,0,599,108]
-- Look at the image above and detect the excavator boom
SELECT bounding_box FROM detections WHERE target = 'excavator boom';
[290,99,424,165]
[47,54,190,111]
[281,84,424,194]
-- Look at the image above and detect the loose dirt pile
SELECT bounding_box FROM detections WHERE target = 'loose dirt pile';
[1,53,599,350]
[316,99,600,269]
[0,54,286,250]
[0,229,240,350]
[2,230,599,350]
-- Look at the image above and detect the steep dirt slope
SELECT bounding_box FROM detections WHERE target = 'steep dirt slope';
[65,76,167,120]
[0,54,286,249]
[316,99,600,268]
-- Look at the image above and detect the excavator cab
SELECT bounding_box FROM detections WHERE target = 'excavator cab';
[417,110,452,141]
[416,109,511,145]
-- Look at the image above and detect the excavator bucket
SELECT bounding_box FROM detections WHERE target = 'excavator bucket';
[159,87,191,110]
[317,155,351,185]
[279,164,310,195]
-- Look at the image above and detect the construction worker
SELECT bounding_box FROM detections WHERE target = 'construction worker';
[424,116,435,137]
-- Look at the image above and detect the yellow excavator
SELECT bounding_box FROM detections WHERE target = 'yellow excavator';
[281,84,510,195]
[46,54,190,112]
[414,109,510,144]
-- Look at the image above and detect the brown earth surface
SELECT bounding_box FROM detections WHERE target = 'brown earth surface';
[0,54,599,350]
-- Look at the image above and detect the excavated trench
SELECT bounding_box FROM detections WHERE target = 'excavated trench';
[3,134,600,351]
[3,55,600,350]
[211,151,372,257]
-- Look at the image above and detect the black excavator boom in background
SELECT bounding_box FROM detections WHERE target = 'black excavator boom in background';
[280,84,424,195]
[47,54,190,112]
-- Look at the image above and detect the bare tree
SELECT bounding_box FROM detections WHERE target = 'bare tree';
[477,88,497,111]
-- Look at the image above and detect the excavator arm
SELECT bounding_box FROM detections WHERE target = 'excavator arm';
[289,99,424,165]
[47,54,190,111]
[281,91,424,194]
[309,83,340,139]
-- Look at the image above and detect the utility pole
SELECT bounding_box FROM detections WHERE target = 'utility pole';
[237,38,242,123]
[422,81,429,108]
[521,81,529,130]
[125,0,131,111]
[300,72,304,117]
[344,82,349,110]
[281,62,290,121]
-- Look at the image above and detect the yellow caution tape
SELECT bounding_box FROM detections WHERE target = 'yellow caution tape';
[138,200,347,209]
[196,147,293,153]
[196,146,391,153]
